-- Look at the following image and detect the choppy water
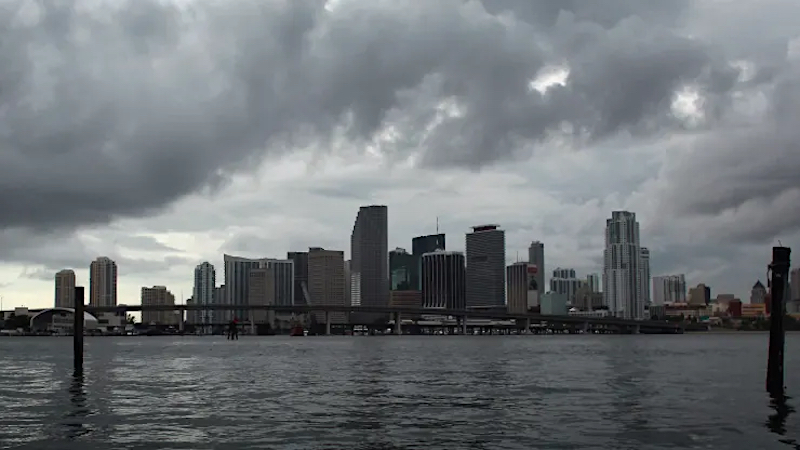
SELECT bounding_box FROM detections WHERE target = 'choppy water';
[0,334,798,449]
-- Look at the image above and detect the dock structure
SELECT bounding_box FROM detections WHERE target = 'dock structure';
[767,246,791,396]
[73,286,84,374]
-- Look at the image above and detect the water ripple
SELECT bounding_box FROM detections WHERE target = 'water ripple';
[0,334,798,449]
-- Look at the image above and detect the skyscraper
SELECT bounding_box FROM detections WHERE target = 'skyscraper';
[421,250,465,309]
[224,254,273,322]
[586,273,601,293]
[411,234,445,290]
[639,247,651,306]
[308,247,346,324]
[389,248,415,291]
[506,262,537,314]
[55,269,76,308]
[141,286,176,325]
[465,225,505,308]
[528,241,545,296]
[653,274,686,305]
[603,211,644,320]
[287,251,310,305]
[90,257,117,307]
[350,205,389,309]
[193,262,216,327]
[550,268,582,304]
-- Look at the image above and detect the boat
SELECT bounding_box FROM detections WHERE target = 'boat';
[289,325,305,337]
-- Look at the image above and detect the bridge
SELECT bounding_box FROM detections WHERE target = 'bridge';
[77,304,681,333]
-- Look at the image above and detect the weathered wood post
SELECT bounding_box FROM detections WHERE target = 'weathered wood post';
[767,247,790,395]
[73,286,84,374]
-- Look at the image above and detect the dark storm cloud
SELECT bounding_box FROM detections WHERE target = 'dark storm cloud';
[0,0,792,240]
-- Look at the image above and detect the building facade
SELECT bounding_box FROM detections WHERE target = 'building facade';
[465,225,505,308]
[350,205,389,309]
[411,234,445,290]
[603,211,644,320]
[390,248,415,291]
[639,247,651,306]
[421,250,466,309]
[193,262,216,327]
[652,274,687,305]
[308,247,347,324]
[751,280,767,304]
[224,254,273,322]
[585,273,600,293]
[141,286,177,325]
[527,241,545,297]
[89,257,117,307]
[506,262,537,314]
[55,269,76,308]
[550,268,582,304]
[687,283,710,306]
[287,251,310,305]
[248,267,276,325]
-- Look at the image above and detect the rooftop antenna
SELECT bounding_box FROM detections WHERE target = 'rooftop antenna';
[436,216,439,234]
[516,251,519,262]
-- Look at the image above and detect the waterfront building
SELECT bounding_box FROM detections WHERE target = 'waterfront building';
[224,254,273,322]
[411,234,445,290]
[466,225,505,308]
[390,248,415,291]
[350,205,389,308]
[653,275,687,305]
[506,262,537,314]
[287,251,310,305]
[90,257,117,307]
[550,268,582,305]
[639,247,651,306]
[141,286,177,325]
[308,247,347,324]
[586,273,601,293]
[527,241,545,298]
[751,281,767,304]
[55,269,76,308]
[421,250,466,309]
[193,262,216,327]
[603,211,645,320]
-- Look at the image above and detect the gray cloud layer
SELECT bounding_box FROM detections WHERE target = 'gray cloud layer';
[1,0,799,241]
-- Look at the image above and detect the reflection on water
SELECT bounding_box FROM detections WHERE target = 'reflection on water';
[767,393,799,449]
[62,372,92,440]
[0,335,798,449]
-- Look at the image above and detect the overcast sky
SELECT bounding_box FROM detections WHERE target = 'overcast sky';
[1,0,799,309]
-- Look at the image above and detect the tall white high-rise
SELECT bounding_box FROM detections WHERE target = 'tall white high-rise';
[193,262,216,327]
[603,211,645,320]
[652,274,686,305]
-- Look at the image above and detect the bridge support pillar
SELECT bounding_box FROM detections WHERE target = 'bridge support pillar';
[462,316,468,335]
[582,322,589,333]
[394,312,402,335]
[325,311,331,336]
[179,313,185,333]
[633,324,640,334]
[525,318,531,333]
[249,310,255,335]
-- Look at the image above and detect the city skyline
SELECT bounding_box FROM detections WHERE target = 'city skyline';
[8,204,795,313]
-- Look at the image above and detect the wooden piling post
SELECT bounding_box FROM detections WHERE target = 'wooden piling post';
[767,247,790,395]
[73,286,84,374]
